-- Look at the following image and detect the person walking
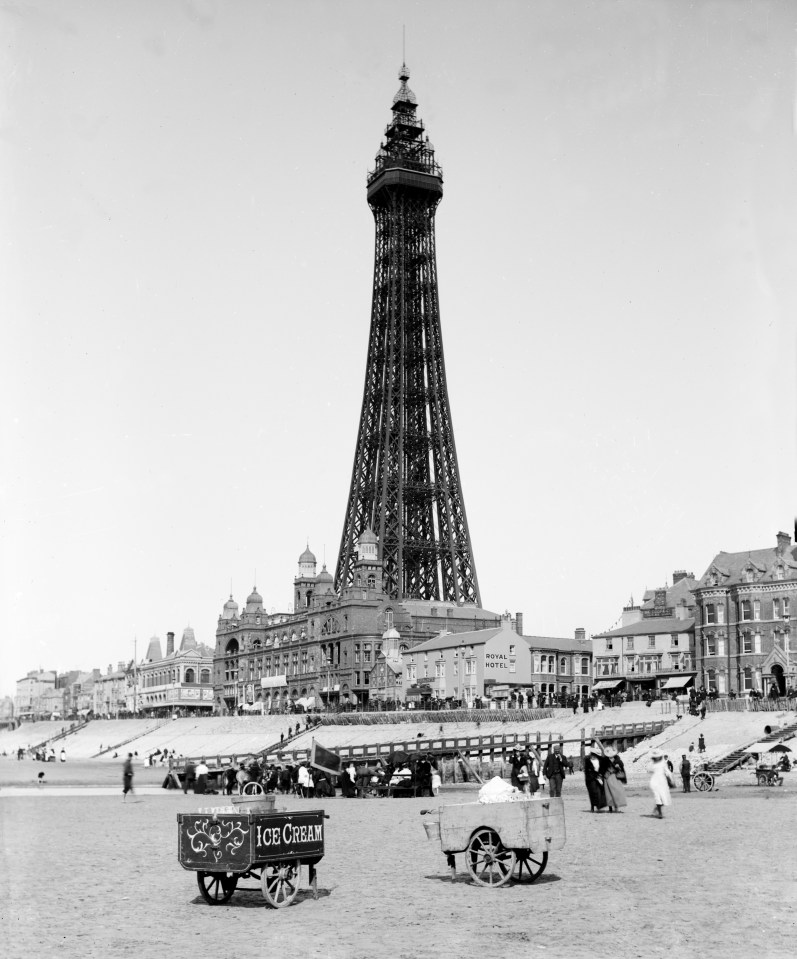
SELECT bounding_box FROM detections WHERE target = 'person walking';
[603,748,628,812]
[60,748,66,763]
[680,754,692,793]
[543,745,571,799]
[122,753,134,802]
[649,750,674,818]
[183,759,196,794]
[698,734,706,755]
[584,744,607,812]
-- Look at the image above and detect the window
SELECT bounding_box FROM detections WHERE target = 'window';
[435,661,445,678]
[740,600,752,622]
[354,645,360,664]
[580,657,589,675]
[509,659,516,674]
[354,671,360,686]
[774,598,781,618]
[670,635,679,648]
[705,636,716,657]
[548,655,555,673]
[705,604,716,625]
[465,659,476,676]
[606,639,613,651]
[363,671,370,686]
[509,644,515,655]
[717,606,725,624]
[742,667,753,691]
[784,598,791,618]
[753,600,761,621]
[200,669,210,684]
[744,568,755,584]
[707,669,717,692]
[407,664,417,682]
[754,632,762,654]
[367,575,376,589]
[626,638,634,651]
[364,645,371,663]
[560,657,567,672]
[648,636,656,649]
[775,566,785,581]
[742,632,752,654]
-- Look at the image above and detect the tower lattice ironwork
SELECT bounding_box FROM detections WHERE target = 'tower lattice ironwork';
[335,65,481,605]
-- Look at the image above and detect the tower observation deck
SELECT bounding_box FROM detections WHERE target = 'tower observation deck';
[335,65,481,605]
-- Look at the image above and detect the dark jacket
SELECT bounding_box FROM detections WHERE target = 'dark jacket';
[543,751,571,779]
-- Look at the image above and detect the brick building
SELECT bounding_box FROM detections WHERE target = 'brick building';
[213,535,501,713]
[693,530,796,696]
[592,572,698,697]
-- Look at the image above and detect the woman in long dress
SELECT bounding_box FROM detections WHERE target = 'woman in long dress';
[584,746,607,812]
[649,750,674,818]
[603,748,627,812]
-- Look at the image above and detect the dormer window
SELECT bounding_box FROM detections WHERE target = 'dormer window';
[744,568,755,584]
[775,566,785,581]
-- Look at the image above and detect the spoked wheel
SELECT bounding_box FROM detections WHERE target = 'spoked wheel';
[196,871,238,904]
[693,771,714,792]
[512,849,548,884]
[242,781,264,796]
[466,828,516,887]
[261,860,300,908]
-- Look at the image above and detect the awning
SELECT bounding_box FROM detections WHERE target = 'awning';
[295,696,316,709]
[627,675,655,683]
[593,680,623,691]
[241,702,261,712]
[660,676,693,690]
[261,675,287,689]
[321,685,340,693]
[744,742,793,754]
[343,691,358,705]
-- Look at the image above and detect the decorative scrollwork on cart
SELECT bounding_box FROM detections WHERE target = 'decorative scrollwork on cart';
[186,818,248,863]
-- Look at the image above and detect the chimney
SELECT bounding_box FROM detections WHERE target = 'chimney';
[117,662,125,673]
[776,531,791,555]
[672,570,693,584]
[575,627,586,642]
[654,588,667,610]
[515,612,523,636]
[107,664,112,675]
[166,632,175,656]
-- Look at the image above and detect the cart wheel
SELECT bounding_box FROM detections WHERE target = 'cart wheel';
[466,828,516,887]
[261,860,300,908]
[693,772,714,792]
[241,781,264,796]
[757,774,768,787]
[196,871,238,904]
[512,850,548,884]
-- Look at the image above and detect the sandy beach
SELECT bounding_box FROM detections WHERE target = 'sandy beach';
[2,763,795,959]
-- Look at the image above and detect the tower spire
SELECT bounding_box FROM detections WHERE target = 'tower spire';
[335,69,480,605]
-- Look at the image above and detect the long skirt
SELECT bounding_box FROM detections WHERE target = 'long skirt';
[585,776,606,810]
[604,771,627,809]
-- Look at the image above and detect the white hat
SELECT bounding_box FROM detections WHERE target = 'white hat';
[651,750,664,760]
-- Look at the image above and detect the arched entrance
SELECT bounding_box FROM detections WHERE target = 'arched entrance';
[771,664,785,696]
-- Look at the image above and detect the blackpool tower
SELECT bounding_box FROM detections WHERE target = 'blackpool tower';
[335,65,481,605]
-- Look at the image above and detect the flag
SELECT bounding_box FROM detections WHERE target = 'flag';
[309,740,341,776]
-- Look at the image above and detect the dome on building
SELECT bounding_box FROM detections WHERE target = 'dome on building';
[180,626,197,651]
[315,565,335,596]
[222,594,239,620]
[359,528,378,545]
[145,635,163,663]
[299,544,317,565]
[246,587,263,612]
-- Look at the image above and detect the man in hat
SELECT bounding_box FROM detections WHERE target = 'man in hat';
[680,754,691,792]
[543,744,571,798]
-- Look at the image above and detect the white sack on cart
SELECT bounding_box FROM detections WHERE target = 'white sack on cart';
[478,776,520,803]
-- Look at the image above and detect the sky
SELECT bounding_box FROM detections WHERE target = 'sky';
[2,0,796,699]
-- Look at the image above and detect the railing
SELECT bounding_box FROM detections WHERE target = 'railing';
[367,155,443,185]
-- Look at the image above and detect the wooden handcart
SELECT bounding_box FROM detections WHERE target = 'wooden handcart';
[177,805,327,908]
[754,765,783,787]
[421,798,566,887]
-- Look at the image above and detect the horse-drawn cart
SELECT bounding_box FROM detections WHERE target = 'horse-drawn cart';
[177,806,327,908]
[421,798,566,887]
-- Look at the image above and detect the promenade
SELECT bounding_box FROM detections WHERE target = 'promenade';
[2,761,795,959]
